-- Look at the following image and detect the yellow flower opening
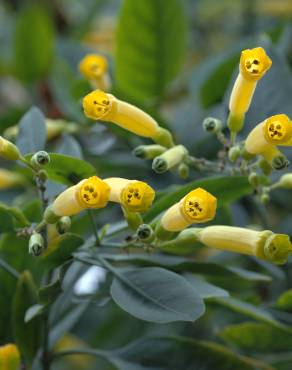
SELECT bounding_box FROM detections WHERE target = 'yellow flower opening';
[121,181,155,213]
[83,90,163,139]
[104,177,155,213]
[52,176,110,216]
[264,114,292,144]
[240,47,272,81]
[79,54,108,80]
[182,188,217,223]
[161,187,217,232]
[0,343,21,370]
[245,114,292,159]
[77,176,110,208]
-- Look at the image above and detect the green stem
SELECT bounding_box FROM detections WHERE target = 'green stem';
[51,348,109,363]
[0,259,20,279]
[87,209,100,246]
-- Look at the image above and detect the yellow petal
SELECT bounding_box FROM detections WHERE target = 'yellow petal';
[82,90,161,138]
[239,47,272,81]
[0,344,21,370]
[264,114,292,144]
[79,54,108,80]
[229,74,256,118]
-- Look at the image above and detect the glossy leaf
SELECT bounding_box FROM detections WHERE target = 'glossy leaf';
[40,233,84,269]
[13,6,54,82]
[25,153,95,185]
[115,0,186,104]
[184,274,229,299]
[109,264,205,323]
[12,271,43,363]
[16,107,46,154]
[219,321,292,353]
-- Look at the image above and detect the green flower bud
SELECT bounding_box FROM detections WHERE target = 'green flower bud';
[56,216,71,234]
[152,127,174,148]
[248,172,260,188]
[152,145,188,174]
[38,169,48,182]
[122,207,143,231]
[137,224,155,242]
[132,144,166,159]
[202,117,222,133]
[228,146,241,162]
[278,173,292,189]
[29,233,44,256]
[258,158,272,176]
[31,151,50,167]
[272,155,289,170]
[227,114,244,134]
[178,162,189,180]
[0,136,21,161]
[44,206,60,224]
[260,193,270,205]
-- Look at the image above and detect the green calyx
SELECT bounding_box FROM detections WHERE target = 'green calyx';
[227,113,244,134]
[263,234,292,265]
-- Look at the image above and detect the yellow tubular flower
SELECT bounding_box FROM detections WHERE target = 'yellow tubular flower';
[104,177,155,213]
[197,225,292,264]
[0,169,24,190]
[52,176,110,216]
[244,114,292,168]
[0,137,20,161]
[0,343,21,370]
[161,187,217,232]
[228,47,272,133]
[82,90,174,147]
[79,54,111,91]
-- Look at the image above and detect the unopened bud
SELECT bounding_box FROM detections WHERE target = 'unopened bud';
[31,151,50,167]
[178,162,189,179]
[228,146,241,162]
[29,233,44,256]
[56,216,71,234]
[0,136,21,161]
[260,193,270,205]
[44,206,60,224]
[272,155,289,171]
[38,169,48,182]
[278,173,292,189]
[152,145,188,174]
[132,144,166,159]
[137,224,155,242]
[202,117,222,133]
[248,172,260,188]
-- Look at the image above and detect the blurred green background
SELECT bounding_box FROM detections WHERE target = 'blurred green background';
[1,1,292,369]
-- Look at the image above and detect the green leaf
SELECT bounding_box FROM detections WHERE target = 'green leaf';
[144,176,252,222]
[49,58,89,123]
[184,274,229,299]
[0,234,41,342]
[115,0,186,104]
[12,271,43,363]
[40,233,84,269]
[212,297,290,333]
[114,336,261,370]
[13,6,54,82]
[276,289,292,312]
[25,153,96,185]
[219,322,292,353]
[77,252,271,282]
[39,279,62,305]
[25,304,45,323]
[101,256,205,323]
[0,203,30,232]
[16,107,46,154]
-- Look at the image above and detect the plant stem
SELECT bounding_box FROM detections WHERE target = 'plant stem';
[0,259,20,278]
[87,209,100,246]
